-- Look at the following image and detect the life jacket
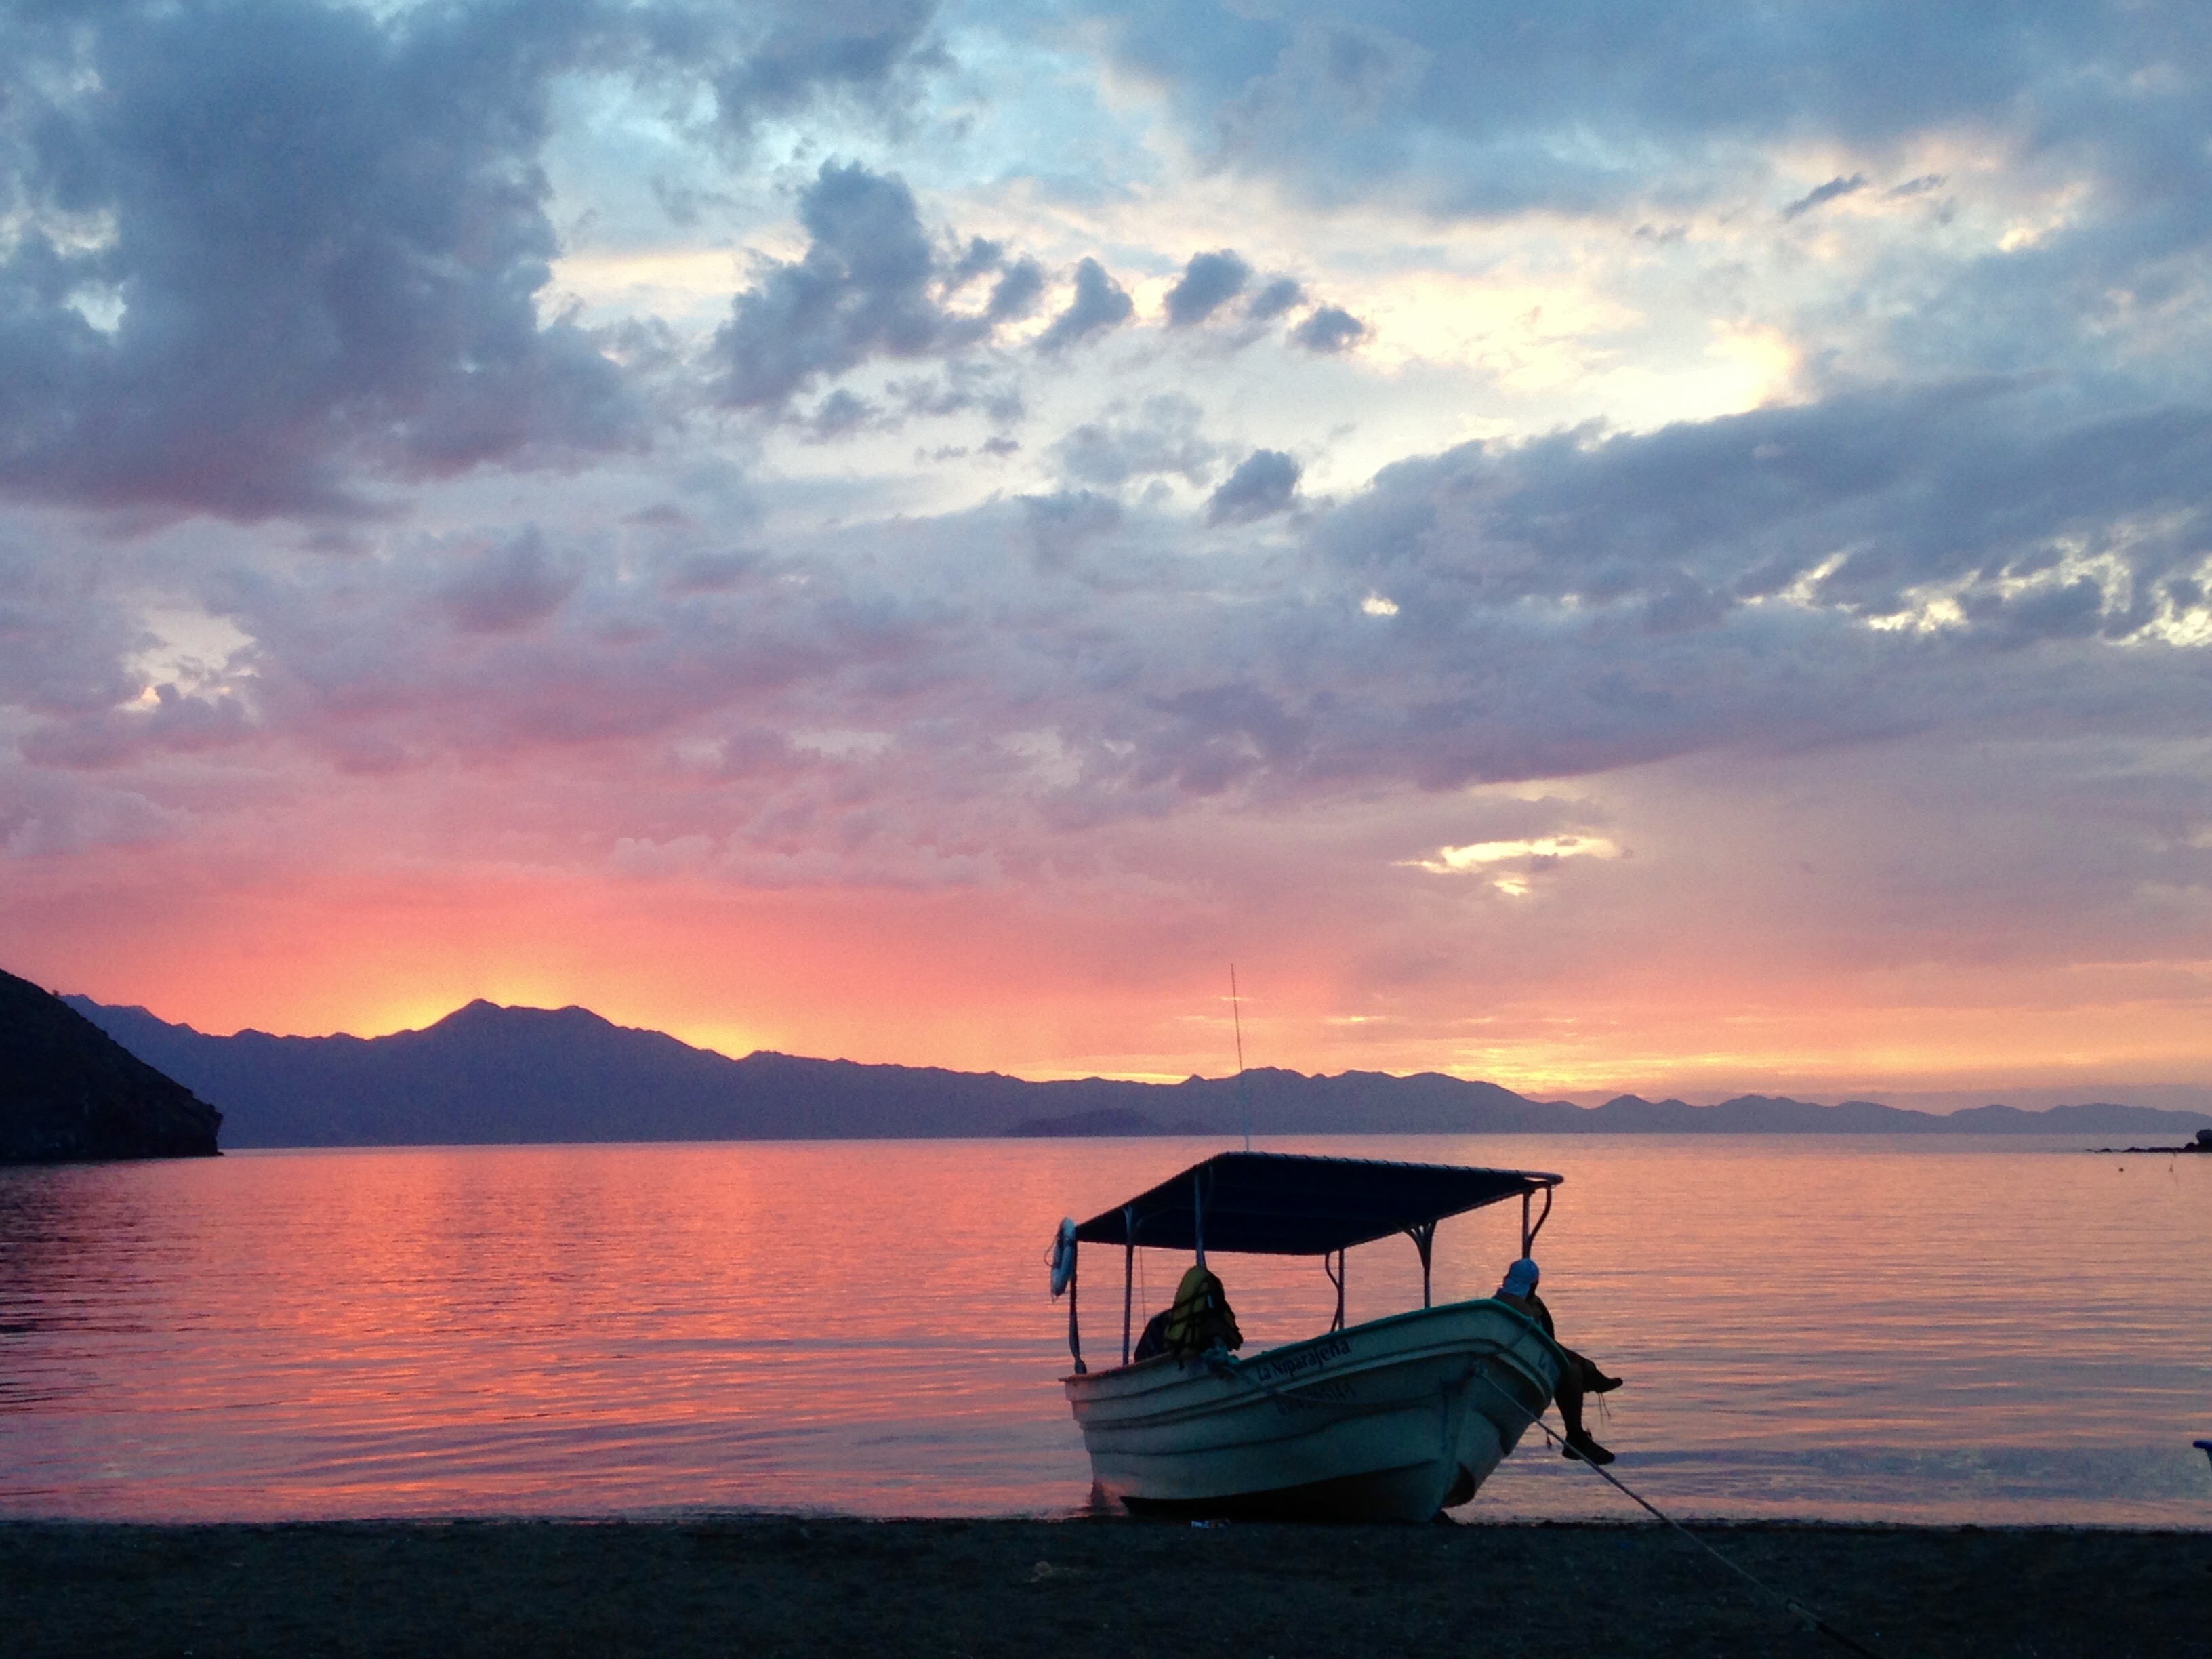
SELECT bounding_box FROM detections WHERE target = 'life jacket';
[1161,1264,1242,1358]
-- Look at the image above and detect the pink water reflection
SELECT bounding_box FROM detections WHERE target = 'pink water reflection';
[2,1137,2207,1525]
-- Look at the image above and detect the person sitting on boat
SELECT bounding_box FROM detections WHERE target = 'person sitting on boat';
[1494,1256,1622,1466]
[1132,1263,1243,1362]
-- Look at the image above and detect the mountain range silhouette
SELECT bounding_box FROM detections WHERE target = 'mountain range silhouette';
[58,995,2212,1148]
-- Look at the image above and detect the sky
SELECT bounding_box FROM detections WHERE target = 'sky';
[4,1,2211,1106]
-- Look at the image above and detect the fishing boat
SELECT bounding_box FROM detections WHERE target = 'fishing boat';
[1049,1150,1572,1521]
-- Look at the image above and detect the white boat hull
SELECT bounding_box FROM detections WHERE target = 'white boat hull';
[1064,1298,1565,1522]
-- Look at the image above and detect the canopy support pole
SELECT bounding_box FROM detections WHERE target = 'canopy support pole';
[1526,1185,1553,1254]
[1324,1248,1346,1331]
[1122,1208,1135,1366]
[1408,1221,1437,1309]
[1067,1244,1085,1374]
[1192,1172,1206,1268]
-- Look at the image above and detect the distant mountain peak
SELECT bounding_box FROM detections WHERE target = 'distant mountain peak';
[426,1000,623,1034]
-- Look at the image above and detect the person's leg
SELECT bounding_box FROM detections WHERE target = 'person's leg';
[1568,1349,1623,1393]
[1553,1367,1614,1464]
[1555,1366,1586,1434]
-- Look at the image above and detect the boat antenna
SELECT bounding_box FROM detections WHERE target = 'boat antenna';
[1231,963,1249,1151]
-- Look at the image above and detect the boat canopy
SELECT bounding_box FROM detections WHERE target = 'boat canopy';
[1071,1151,1561,1258]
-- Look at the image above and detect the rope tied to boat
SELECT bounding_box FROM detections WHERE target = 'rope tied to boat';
[1197,1319,1893,1658]
[1465,1364,1894,1659]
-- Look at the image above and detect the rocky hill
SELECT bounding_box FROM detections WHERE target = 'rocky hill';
[2,970,221,1162]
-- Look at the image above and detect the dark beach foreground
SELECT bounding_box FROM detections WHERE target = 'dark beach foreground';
[4,1516,2206,1658]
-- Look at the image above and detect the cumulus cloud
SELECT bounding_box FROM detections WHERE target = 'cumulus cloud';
[1206,449,1301,525]
[714,161,966,410]
[1036,258,1135,354]
[1246,278,1307,321]
[0,0,648,518]
[0,1,979,518]
[1165,250,1252,326]
[711,161,1097,417]
[1291,306,1368,353]
[986,259,1047,322]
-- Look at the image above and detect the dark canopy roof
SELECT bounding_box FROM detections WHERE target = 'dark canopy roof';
[1071,1151,1561,1258]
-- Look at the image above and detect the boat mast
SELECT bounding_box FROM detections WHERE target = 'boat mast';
[1231,963,1248,1151]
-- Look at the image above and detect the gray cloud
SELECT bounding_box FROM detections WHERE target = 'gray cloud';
[987,258,1047,321]
[803,388,882,442]
[0,1,971,520]
[1217,20,1433,167]
[891,363,1025,425]
[708,0,942,136]
[1292,306,1368,352]
[712,166,1070,417]
[20,685,257,771]
[1165,250,1252,325]
[1,771,182,858]
[1086,1,2212,240]
[1247,278,1307,321]
[0,548,146,716]
[714,161,963,410]
[435,529,581,634]
[9,0,2212,905]
[0,0,651,519]
[15,373,2207,813]
[11,373,2209,929]
[1036,258,1134,354]
[1313,383,2212,674]
[945,237,1006,289]
[1783,173,1868,220]
[1207,449,1301,525]
[1021,490,1124,567]
[1054,396,1216,490]
[665,549,763,594]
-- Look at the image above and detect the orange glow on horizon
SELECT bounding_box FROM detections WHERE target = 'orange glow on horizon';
[11,856,2211,1105]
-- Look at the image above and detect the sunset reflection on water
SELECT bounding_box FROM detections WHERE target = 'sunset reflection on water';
[2,1137,2207,1525]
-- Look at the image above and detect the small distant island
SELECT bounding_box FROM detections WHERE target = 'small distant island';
[2091,1128,2212,1154]
[1,968,222,1163]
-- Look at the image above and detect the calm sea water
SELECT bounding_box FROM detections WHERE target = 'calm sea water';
[3,1136,2208,1526]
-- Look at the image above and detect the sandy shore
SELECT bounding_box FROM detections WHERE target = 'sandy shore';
[5,1516,2205,1658]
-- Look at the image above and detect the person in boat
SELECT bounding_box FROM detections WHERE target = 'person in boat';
[1494,1256,1622,1466]
[1132,1263,1243,1361]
